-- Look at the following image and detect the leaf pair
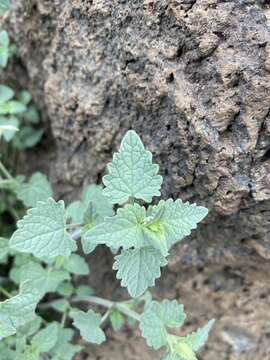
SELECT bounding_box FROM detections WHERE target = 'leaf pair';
[140,299,214,360]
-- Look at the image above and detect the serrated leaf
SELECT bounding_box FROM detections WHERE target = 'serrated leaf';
[16,172,53,208]
[103,130,162,204]
[185,319,215,351]
[19,261,70,299]
[110,309,124,331]
[0,281,39,340]
[50,327,81,360]
[148,199,208,249]
[140,300,186,350]
[63,253,89,275]
[31,322,58,353]
[82,203,147,254]
[9,198,76,259]
[70,309,105,344]
[66,184,113,225]
[113,247,167,298]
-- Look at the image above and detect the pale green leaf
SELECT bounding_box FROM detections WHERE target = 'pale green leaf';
[70,309,106,344]
[18,316,42,337]
[0,116,19,141]
[57,281,74,297]
[13,127,43,149]
[19,261,70,298]
[31,322,58,353]
[66,184,113,224]
[82,203,147,254]
[9,198,76,259]
[50,299,70,313]
[148,199,208,249]
[185,319,215,351]
[173,341,198,360]
[64,253,89,275]
[0,85,14,103]
[18,90,31,105]
[0,281,39,340]
[113,247,167,298]
[16,172,53,208]
[0,0,10,14]
[140,300,186,350]
[103,130,162,204]
[50,327,81,360]
[0,31,9,67]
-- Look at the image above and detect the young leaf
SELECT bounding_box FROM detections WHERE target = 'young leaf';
[103,130,162,204]
[0,281,39,339]
[70,309,106,344]
[66,184,113,224]
[63,253,89,275]
[185,319,215,351]
[148,199,208,249]
[0,85,14,103]
[173,341,198,360]
[31,322,58,353]
[19,261,70,299]
[140,300,186,350]
[9,198,77,259]
[16,172,53,208]
[110,309,124,331]
[82,203,147,254]
[113,247,167,298]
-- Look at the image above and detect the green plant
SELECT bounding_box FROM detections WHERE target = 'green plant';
[0,130,214,359]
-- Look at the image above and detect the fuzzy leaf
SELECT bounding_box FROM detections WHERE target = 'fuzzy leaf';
[140,300,186,350]
[148,199,208,249]
[70,309,105,344]
[31,322,58,353]
[63,254,89,275]
[0,281,39,339]
[66,184,113,224]
[113,247,167,298]
[185,319,215,351]
[16,172,53,208]
[103,130,162,204]
[9,198,76,259]
[0,85,14,103]
[19,261,70,298]
[82,203,147,254]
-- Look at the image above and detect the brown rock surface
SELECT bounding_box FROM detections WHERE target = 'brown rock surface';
[5,0,270,358]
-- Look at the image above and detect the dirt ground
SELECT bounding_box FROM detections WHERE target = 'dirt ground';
[70,244,270,360]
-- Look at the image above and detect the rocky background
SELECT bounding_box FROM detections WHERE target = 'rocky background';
[2,0,270,359]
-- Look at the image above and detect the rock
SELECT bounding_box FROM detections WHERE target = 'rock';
[4,1,270,357]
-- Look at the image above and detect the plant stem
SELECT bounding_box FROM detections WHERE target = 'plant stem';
[71,295,141,322]
[0,286,12,298]
[0,160,13,180]
[100,310,110,324]
[61,310,68,328]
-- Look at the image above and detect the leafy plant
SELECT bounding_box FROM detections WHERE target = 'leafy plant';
[0,130,214,359]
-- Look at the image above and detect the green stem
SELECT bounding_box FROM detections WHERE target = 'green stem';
[71,295,141,322]
[0,160,13,180]
[0,286,12,298]
[61,310,68,328]
[100,310,110,324]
